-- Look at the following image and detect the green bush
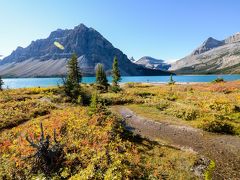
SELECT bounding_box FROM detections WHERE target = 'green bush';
[88,92,99,116]
[233,105,240,112]
[168,106,199,121]
[110,85,122,93]
[212,78,225,83]
[201,120,235,135]
[134,92,155,98]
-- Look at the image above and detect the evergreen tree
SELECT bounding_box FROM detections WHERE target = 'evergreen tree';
[0,76,4,91]
[95,63,109,91]
[63,53,82,101]
[88,91,107,115]
[112,56,121,87]
[88,92,98,115]
[67,53,82,84]
[168,74,175,85]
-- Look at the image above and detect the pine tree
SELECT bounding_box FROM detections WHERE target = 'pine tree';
[95,63,109,91]
[168,74,175,85]
[112,56,121,87]
[0,76,3,91]
[67,53,82,84]
[63,53,82,101]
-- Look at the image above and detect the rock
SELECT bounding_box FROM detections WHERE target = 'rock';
[191,156,210,178]
[125,115,132,118]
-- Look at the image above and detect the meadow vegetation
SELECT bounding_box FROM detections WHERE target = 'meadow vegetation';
[1,79,239,178]
[99,81,240,136]
[0,86,197,179]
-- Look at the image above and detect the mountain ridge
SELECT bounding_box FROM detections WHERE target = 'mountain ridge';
[170,33,240,74]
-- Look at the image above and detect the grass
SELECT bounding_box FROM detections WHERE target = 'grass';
[204,160,216,180]
[0,86,197,179]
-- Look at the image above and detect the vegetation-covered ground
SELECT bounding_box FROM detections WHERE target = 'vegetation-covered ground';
[101,81,240,136]
[0,81,239,179]
[0,87,197,179]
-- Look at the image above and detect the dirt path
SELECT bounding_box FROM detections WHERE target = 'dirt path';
[112,106,240,180]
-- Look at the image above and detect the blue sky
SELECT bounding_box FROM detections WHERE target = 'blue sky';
[1,0,240,62]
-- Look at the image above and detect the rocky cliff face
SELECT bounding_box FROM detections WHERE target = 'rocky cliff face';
[225,32,240,44]
[170,33,240,74]
[135,56,170,71]
[0,24,170,77]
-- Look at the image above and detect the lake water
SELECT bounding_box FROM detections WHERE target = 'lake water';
[2,75,240,89]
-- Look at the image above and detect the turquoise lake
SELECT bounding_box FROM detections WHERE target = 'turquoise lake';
[2,75,240,89]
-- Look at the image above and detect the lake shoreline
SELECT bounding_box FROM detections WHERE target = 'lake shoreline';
[2,75,240,89]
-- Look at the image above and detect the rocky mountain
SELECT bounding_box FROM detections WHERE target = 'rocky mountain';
[191,37,224,55]
[170,33,240,74]
[135,56,170,71]
[0,24,170,77]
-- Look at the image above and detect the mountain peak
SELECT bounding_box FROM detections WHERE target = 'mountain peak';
[74,23,88,30]
[205,37,216,42]
[192,37,224,55]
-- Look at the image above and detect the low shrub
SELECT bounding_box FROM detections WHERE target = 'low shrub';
[201,120,236,135]
[156,100,170,111]
[110,85,122,93]
[25,123,65,176]
[167,106,199,121]
[212,78,225,83]
[208,101,234,114]
[134,92,155,98]
[233,105,240,112]
[0,101,56,131]
[165,94,177,101]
